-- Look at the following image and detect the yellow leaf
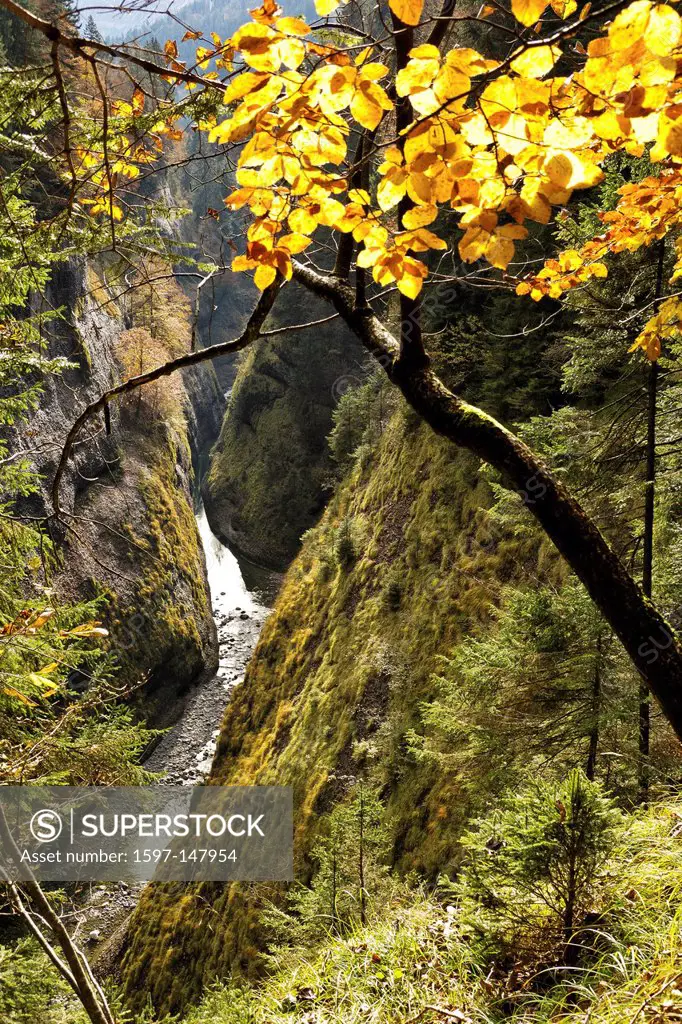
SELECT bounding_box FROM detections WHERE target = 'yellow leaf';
[131,86,145,115]
[232,254,255,272]
[651,112,682,157]
[31,608,55,629]
[28,673,60,696]
[254,264,278,289]
[510,44,560,77]
[289,208,317,233]
[549,0,577,15]
[403,227,447,251]
[402,205,438,228]
[279,233,312,254]
[358,62,389,81]
[459,226,490,263]
[485,235,515,269]
[223,72,269,104]
[279,38,306,69]
[645,4,681,55]
[396,52,439,97]
[350,80,393,130]
[544,150,603,189]
[377,169,408,211]
[315,0,341,13]
[446,47,497,75]
[2,685,36,707]
[609,0,652,50]
[511,0,549,26]
[395,257,428,298]
[275,15,310,34]
[68,622,109,637]
[433,65,469,107]
[388,0,425,26]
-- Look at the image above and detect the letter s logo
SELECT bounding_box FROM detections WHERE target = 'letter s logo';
[30,809,63,843]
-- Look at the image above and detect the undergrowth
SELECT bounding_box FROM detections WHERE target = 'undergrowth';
[184,798,682,1024]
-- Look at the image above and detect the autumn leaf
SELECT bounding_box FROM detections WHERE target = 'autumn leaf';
[164,39,178,59]
[511,0,549,26]
[2,685,37,707]
[276,15,310,34]
[403,205,438,229]
[315,0,341,13]
[549,0,577,15]
[254,264,277,288]
[250,0,280,20]
[351,79,393,130]
[28,673,60,696]
[389,0,425,26]
[131,86,145,115]
[31,609,55,630]
[510,44,560,77]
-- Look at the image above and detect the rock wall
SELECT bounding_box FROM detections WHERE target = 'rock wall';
[13,258,224,712]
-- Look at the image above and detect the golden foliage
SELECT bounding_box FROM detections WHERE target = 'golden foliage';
[74,0,682,350]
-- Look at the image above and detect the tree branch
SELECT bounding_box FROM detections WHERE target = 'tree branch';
[427,0,458,50]
[0,0,225,92]
[0,809,114,1024]
[51,279,281,518]
[291,258,682,742]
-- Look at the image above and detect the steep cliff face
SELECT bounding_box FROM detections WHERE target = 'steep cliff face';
[122,398,560,1015]
[14,258,224,709]
[202,285,365,569]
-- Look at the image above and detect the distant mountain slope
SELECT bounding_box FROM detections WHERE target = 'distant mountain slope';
[99,0,318,47]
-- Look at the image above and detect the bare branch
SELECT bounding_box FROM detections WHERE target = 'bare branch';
[51,279,282,517]
[0,0,226,92]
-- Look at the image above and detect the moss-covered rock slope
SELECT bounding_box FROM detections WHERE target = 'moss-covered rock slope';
[122,391,562,1015]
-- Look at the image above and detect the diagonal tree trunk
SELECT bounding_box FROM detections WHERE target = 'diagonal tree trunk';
[291,261,682,743]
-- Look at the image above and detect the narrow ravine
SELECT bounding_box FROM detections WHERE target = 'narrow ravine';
[80,504,280,964]
[144,503,278,785]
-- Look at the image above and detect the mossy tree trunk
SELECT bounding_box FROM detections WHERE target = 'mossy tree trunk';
[292,261,682,746]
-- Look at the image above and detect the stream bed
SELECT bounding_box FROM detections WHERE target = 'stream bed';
[144,505,277,784]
